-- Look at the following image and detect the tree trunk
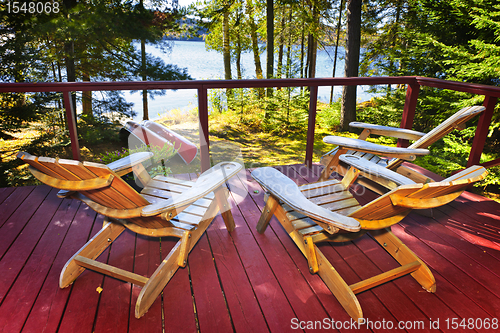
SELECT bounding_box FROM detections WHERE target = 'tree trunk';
[307,5,319,79]
[141,39,149,120]
[223,11,232,81]
[223,10,233,99]
[286,9,293,78]
[82,72,92,118]
[277,11,285,79]
[247,0,264,98]
[57,62,63,110]
[236,41,242,80]
[307,34,317,78]
[266,0,274,97]
[388,0,403,93]
[340,0,362,131]
[139,0,149,120]
[236,11,242,80]
[330,0,344,104]
[64,40,77,119]
[300,28,305,77]
[300,25,305,93]
[63,0,77,118]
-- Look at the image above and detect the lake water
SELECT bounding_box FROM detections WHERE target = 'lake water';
[126,40,374,121]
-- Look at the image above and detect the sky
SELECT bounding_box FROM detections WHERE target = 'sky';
[178,0,196,7]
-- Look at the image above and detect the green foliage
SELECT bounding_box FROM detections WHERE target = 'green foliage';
[97,144,176,178]
[317,100,342,130]
[362,86,490,133]
[0,92,60,135]
[208,88,228,113]
[0,0,191,138]
[356,95,404,129]
[78,114,121,146]
[414,133,500,191]
[257,88,310,134]
[363,0,500,86]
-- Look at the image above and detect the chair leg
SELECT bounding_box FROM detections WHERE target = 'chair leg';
[214,186,235,232]
[369,228,436,292]
[272,204,363,320]
[318,148,347,181]
[256,195,279,234]
[135,239,183,318]
[135,209,216,318]
[60,221,125,288]
[315,245,364,321]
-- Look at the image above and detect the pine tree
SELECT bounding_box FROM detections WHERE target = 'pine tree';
[0,0,192,137]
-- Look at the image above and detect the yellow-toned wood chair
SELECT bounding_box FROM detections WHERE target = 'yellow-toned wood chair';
[17,151,242,318]
[251,164,487,320]
[319,106,485,188]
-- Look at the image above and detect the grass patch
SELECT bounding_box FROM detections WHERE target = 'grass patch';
[0,118,124,187]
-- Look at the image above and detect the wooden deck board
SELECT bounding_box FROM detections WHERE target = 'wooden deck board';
[222,171,298,333]
[0,163,499,332]
[126,234,162,333]
[0,196,79,332]
[93,229,136,332]
[0,187,16,205]
[393,223,500,318]
[57,215,107,333]
[20,203,97,333]
[205,209,271,333]
[0,186,34,227]
[0,185,52,257]
[182,172,234,333]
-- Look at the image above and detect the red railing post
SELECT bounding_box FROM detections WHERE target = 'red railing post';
[198,86,210,172]
[398,81,420,147]
[467,95,498,167]
[62,91,81,161]
[305,86,318,168]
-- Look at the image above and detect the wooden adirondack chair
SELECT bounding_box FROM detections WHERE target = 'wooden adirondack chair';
[251,164,487,320]
[319,106,486,187]
[17,151,242,319]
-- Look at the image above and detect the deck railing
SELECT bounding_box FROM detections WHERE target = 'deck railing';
[1,76,499,171]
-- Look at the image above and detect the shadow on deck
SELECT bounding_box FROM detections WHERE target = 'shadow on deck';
[1,164,500,333]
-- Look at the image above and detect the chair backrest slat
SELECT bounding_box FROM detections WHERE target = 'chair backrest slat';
[56,159,136,209]
[349,166,487,221]
[20,153,62,178]
[37,157,80,180]
[83,161,149,208]
[408,106,484,150]
[387,106,484,169]
[37,157,126,208]
[19,152,149,210]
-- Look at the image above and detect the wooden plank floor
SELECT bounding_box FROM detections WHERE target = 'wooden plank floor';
[1,164,500,332]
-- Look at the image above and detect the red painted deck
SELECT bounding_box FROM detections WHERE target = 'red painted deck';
[1,164,500,333]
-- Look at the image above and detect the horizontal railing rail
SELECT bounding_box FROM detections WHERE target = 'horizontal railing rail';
[1,76,499,172]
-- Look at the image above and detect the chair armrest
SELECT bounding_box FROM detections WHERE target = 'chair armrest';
[323,136,429,161]
[141,161,243,218]
[106,151,154,176]
[339,155,416,186]
[350,122,426,141]
[251,167,360,232]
